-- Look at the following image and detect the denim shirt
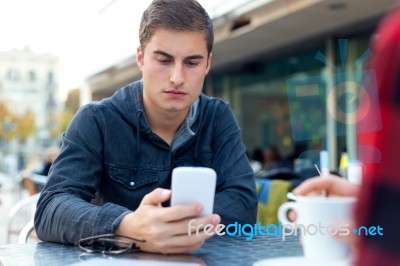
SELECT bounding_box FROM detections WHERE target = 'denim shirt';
[34,80,258,245]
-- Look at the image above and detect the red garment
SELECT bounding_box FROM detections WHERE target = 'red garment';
[356,5,400,266]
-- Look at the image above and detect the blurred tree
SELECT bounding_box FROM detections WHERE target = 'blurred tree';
[48,88,79,139]
[0,101,10,123]
[0,101,36,141]
[65,88,80,114]
[1,88,80,148]
[15,110,36,140]
[0,101,17,141]
[48,110,74,138]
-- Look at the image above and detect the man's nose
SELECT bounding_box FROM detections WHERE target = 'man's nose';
[170,64,184,86]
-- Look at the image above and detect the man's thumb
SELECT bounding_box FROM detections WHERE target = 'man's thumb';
[141,188,171,206]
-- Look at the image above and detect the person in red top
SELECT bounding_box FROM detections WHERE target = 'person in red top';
[294,5,400,265]
[355,4,400,265]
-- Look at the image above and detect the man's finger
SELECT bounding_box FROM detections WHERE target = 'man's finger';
[179,214,221,234]
[159,204,203,222]
[151,231,213,254]
[141,188,171,206]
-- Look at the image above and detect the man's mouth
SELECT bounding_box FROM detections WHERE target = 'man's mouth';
[165,90,186,95]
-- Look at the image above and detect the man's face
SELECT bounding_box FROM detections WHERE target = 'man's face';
[136,29,211,115]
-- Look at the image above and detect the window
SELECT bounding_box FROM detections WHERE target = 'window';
[6,69,20,82]
[28,70,36,82]
[48,71,53,84]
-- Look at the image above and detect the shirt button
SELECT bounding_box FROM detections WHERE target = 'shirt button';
[130,182,135,186]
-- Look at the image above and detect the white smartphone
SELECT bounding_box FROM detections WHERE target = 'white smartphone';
[170,166,217,217]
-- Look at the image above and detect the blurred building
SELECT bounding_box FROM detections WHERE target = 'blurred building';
[83,0,398,170]
[0,47,59,153]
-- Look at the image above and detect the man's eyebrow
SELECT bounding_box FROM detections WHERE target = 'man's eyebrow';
[186,55,204,60]
[153,50,173,58]
[153,50,205,60]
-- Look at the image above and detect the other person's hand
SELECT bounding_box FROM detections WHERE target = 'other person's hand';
[291,175,359,248]
[293,175,358,197]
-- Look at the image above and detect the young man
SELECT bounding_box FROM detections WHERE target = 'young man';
[34,0,257,254]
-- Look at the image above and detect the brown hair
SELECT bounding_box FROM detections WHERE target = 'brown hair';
[139,0,213,54]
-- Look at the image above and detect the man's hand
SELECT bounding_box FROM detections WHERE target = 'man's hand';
[115,188,221,254]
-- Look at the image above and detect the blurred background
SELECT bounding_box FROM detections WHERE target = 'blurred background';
[0,0,397,245]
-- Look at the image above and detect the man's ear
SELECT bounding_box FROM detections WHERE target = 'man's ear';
[205,53,212,75]
[136,46,144,70]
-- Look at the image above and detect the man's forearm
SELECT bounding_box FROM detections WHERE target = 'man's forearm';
[35,194,129,245]
[213,188,258,226]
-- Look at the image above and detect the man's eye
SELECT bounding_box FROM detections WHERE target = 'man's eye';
[185,60,199,67]
[157,59,171,65]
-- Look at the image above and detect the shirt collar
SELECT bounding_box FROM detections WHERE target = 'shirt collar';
[171,98,199,150]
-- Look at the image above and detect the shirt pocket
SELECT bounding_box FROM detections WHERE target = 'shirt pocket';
[108,166,159,191]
